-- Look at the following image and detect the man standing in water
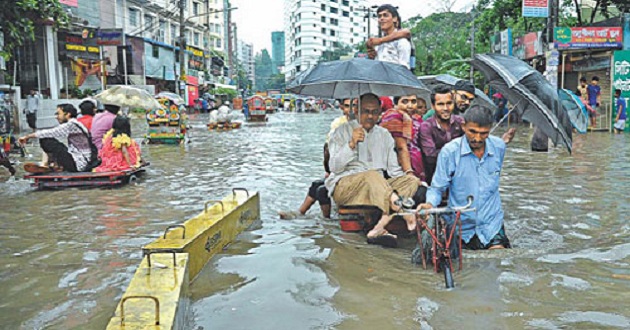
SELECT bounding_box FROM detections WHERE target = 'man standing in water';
[327,93,420,247]
[417,105,511,250]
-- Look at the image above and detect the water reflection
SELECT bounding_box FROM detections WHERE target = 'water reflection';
[1,111,629,329]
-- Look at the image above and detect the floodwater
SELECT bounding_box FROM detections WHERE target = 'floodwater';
[1,110,629,329]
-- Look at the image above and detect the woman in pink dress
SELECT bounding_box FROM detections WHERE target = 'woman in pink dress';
[93,116,141,172]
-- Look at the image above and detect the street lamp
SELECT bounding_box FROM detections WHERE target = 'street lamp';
[177,2,237,96]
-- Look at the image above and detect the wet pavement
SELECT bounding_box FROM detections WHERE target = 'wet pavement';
[0,110,629,329]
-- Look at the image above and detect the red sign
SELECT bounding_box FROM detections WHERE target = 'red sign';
[186,75,199,86]
[514,32,543,59]
[60,0,78,7]
[554,27,623,49]
[188,86,199,106]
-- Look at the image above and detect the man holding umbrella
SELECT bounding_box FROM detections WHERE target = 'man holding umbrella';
[326,93,422,247]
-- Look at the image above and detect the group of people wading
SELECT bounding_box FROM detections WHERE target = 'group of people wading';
[280,4,516,252]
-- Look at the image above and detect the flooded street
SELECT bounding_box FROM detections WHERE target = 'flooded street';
[1,110,629,329]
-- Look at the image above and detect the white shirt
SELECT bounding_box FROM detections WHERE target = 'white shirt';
[376,36,411,69]
[26,95,40,114]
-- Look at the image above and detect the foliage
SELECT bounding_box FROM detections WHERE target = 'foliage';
[410,12,473,77]
[213,87,238,99]
[254,49,274,91]
[318,44,354,63]
[266,73,286,91]
[0,0,69,61]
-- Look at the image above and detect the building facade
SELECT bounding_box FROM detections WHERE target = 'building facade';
[271,31,285,74]
[282,0,368,80]
[237,40,255,85]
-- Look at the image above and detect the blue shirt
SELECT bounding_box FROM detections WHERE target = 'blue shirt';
[616,97,627,120]
[426,135,506,246]
[587,84,600,106]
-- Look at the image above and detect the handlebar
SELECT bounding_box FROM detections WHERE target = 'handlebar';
[397,195,476,216]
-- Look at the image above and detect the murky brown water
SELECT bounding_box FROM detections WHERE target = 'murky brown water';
[1,111,629,329]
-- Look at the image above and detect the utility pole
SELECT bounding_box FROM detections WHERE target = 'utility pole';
[179,0,186,97]
[547,0,559,48]
[470,5,475,82]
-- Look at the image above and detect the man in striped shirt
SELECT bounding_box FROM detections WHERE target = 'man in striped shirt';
[19,104,92,172]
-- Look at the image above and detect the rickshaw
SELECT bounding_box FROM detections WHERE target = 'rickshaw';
[0,95,24,157]
[145,97,187,144]
[271,99,278,112]
[295,98,305,112]
[264,98,274,114]
[246,95,267,122]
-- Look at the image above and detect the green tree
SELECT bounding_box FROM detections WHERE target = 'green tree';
[267,73,285,91]
[0,0,69,60]
[254,49,273,91]
[318,43,354,63]
[410,12,473,77]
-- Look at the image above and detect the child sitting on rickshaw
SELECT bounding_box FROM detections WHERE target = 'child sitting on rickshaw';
[93,116,142,172]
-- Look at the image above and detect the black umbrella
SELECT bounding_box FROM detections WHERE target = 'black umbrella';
[471,53,573,153]
[418,74,497,110]
[287,58,430,100]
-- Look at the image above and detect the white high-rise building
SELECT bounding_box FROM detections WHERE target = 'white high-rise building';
[237,40,255,84]
[283,0,368,81]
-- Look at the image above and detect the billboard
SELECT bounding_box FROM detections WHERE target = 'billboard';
[612,51,630,132]
[490,29,513,56]
[522,0,548,18]
[513,31,544,59]
[554,27,623,49]
[59,0,78,7]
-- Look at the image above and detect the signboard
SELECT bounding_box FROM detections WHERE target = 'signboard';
[58,32,101,61]
[60,0,78,7]
[95,29,124,46]
[491,29,513,56]
[545,50,558,89]
[522,0,548,18]
[612,50,630,132]
[554,27,623,49]
[513,31,544,59]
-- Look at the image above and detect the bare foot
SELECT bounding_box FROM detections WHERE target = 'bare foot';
[488,244,505,250]
[403,214,417,232]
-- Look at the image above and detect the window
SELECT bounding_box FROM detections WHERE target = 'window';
[330,18,338,25]
[321,27,326,34]
[171,24,177,44]
[193,32,200,46]
[203,35,208,47]
[330,29,335,36]
[321,4,325,10]
[323,40,326,46]
[145,15,154,31]
[128,8,138,27]
[216,38,222,48]
[158,20,166,42]
[342,0,349,5]
[330,7,338,14]
[152,44,159,58]
[321,16,326,22]
[342,11,349,17]
[193,2,199,15]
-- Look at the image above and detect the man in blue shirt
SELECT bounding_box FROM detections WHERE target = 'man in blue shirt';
[614,89,627,134]
[417,105,511,250]
[586,76,601,127]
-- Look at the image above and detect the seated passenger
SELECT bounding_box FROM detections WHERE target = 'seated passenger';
[419,85,465,184]
[77,99,96,130]
[93,116,141,172]
[278,98,357,219]
[417,105,511,250]
[19,104,93,173]
[380,94,425,182]
[92,104,121,151]
[326,93,421,246]
[209,101,232,124]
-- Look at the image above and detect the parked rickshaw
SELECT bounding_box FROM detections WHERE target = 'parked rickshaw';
[247,95,267,122]
[145,97,187,144]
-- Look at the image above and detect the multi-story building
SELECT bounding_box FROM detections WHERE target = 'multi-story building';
[271,31,285,74]
[283,0,368,81]
[237,40,255,87]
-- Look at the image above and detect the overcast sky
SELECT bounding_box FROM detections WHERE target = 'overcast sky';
[230,0,475,54]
